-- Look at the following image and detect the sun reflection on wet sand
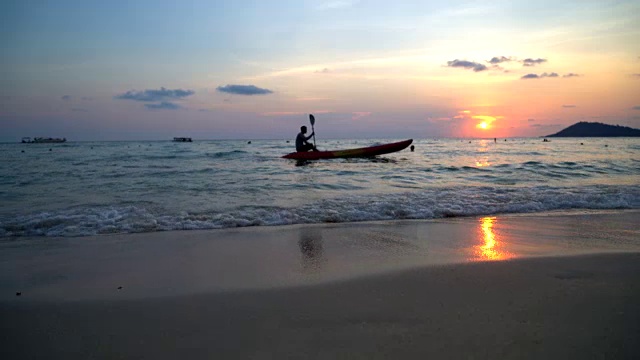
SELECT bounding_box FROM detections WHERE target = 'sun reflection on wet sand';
[473,217,514,261]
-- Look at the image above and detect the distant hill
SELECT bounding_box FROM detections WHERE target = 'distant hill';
[546,122,640,137]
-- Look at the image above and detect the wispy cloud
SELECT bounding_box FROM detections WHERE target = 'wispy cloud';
[115,87,194,102]
[317,0,359,10]
[351,112,371,120]
[521,72,559,79]
[632,106,640,110]
[446,59,488,72]
[531,123,561,128]
[522,58,547,67]
[563,73,581,78]
[631,74,640,78]
[261,110,331,117]
[144,101,181,110]
[216,84,274,95]
[487,56,513,64]
[61,95,71,101]
[315,68,330,74]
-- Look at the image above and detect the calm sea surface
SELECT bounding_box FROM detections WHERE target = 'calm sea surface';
[1,138,638,237]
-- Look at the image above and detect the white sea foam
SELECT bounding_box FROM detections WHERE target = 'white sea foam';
[1,185,637,237]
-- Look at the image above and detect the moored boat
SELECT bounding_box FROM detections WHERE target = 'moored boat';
[282,139,413,160]
[22,137,66,143]
[173,137,192,142]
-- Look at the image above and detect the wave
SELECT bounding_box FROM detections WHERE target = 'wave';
[2,184,637,238]
[207,150,248,159]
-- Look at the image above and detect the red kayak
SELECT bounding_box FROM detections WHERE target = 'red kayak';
[282,139,413,160]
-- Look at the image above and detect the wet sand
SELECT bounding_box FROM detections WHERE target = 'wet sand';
[1,211,639,359]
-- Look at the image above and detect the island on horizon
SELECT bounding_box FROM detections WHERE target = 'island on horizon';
[546,121,640,137]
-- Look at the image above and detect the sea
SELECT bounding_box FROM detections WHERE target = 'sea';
[1,137,638,238]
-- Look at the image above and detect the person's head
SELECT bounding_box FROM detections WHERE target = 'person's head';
[300,126,307,134]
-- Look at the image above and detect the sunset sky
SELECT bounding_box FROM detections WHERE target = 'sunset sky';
[2,0,640,141]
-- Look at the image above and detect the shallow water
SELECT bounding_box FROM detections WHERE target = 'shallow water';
[1,137,638,237]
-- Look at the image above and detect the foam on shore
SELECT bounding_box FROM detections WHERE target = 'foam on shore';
[1,210,638,301]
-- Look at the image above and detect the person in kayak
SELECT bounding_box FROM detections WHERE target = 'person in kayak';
[296,126,318,152]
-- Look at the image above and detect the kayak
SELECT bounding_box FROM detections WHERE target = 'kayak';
[282,139,413,160]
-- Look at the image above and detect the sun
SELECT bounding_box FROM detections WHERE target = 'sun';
[477,121,489,130]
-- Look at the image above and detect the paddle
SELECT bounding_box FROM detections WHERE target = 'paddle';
[309,114,317,147]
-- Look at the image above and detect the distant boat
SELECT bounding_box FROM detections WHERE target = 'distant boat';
[173,137,192,142]
[22,137,66,143]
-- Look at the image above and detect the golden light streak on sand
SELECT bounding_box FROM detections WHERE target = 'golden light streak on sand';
[475,217,513,261]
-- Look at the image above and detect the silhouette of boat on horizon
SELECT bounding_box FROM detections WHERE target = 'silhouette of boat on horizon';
[21,137,66,144]
[173,137,193,142]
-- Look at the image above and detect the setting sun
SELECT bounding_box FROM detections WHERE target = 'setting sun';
[472,115,497,131]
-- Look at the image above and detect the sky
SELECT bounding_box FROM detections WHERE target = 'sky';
[1,0,640,141]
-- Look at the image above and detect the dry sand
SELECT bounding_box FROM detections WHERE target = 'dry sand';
[1,211,639,359]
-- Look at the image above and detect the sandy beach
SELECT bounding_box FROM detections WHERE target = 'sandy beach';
[1,210,639,359]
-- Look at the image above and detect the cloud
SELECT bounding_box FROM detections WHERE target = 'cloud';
[318,0,359,10]
[563,73,581,78]
[631,74,640,78]
[315,68,330,73]
[562,105,577,108]
[61,95,71,101]
[487,56,513,64]
[446,59,488,72]
[531,123,561,128]
[216,84,274,95]
[144,101,181,110]
[351,112,372,120]
[521,72,559,79]
[115,87,195,102]
[522,58,547,67]
[521,74,540,79]
[632,106,640,110]
[81,97,93,101]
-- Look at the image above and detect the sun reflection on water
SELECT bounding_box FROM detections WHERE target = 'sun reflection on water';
[474,217,514,261]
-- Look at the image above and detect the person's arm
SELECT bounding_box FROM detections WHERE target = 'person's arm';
[305,132,314,141]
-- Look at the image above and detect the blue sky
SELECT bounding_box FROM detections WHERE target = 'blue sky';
[1,0,639,140]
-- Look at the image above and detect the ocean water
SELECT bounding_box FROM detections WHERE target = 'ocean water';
[1,138,638,238]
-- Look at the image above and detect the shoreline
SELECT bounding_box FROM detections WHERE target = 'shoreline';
[1,209,638,301]
[1,210,639,358]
